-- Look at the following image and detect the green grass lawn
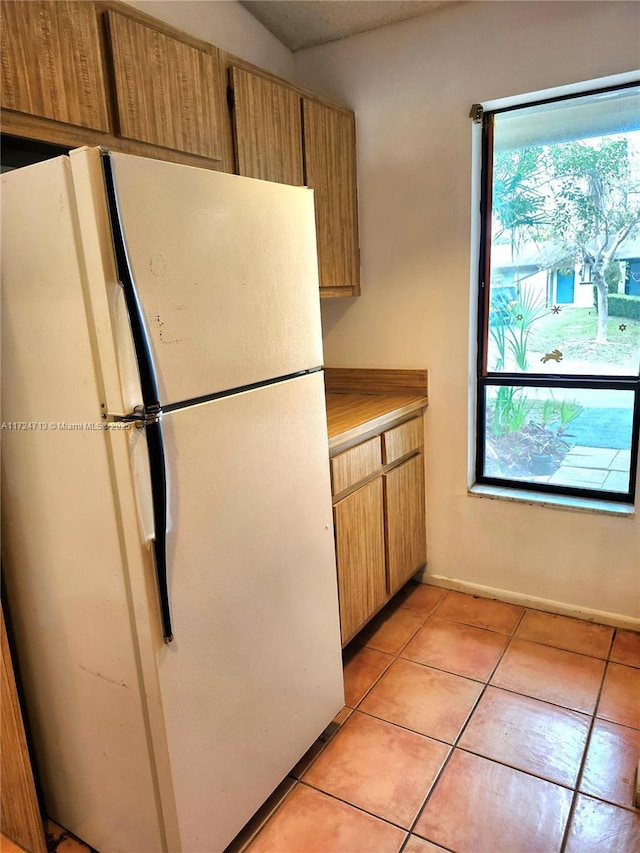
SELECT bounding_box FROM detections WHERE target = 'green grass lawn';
[527,306,640,365]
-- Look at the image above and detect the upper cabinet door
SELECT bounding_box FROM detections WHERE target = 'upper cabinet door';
[105,10,223,161]
[230,67,303,186]
[0,0,109,131]
[302,100,360,297]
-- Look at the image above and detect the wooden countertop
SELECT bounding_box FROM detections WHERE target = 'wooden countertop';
[326,392,428,451]
[324,369,429,453]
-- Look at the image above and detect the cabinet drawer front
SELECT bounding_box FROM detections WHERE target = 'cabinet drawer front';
[383,417,423,464]
[331,437,381,495]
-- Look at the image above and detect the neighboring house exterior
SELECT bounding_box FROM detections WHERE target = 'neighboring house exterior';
[491,238,640,308]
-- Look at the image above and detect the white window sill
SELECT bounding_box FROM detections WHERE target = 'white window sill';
[468,484,635,517]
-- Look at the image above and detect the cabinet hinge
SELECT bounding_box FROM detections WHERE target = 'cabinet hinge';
[469,103,484,124]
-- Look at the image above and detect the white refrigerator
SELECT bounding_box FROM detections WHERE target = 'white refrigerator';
[1,148,344,852]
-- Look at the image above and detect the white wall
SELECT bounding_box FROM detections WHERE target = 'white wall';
[124,0,295,79]
[295,1,640,624]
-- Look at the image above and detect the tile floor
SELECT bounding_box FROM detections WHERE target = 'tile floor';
[240,584,640,853]
[3,585,638,853]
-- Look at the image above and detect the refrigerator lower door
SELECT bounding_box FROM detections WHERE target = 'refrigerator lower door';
[154,371,343,852]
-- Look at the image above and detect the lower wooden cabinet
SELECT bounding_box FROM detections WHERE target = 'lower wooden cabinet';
[331,414,427,645]
[384,454,427,596]
[334,479,387,644]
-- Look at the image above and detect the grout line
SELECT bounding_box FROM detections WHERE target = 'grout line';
[558,656,612,853]
[403,611,520,844]
[452,744,577,791]
[480,681,601,718]
[296,779,411,835]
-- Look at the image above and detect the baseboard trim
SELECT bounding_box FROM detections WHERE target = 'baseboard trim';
[418,571,640,631]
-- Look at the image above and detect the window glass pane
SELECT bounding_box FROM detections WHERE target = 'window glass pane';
[495,87,640,151]
[487,85,640,378]
[482,384,635,494]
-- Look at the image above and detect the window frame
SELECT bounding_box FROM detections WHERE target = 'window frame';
[475,83,640,505]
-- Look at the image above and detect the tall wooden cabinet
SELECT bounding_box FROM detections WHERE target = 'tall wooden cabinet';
[302,99,359,297]
[230,66,303,185]
[229,64,360,297]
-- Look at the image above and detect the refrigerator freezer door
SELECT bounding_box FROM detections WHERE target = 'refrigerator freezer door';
[155,371,343,852]
[104,152,324,406]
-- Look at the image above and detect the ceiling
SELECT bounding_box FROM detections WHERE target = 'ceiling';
[239,1,454,51]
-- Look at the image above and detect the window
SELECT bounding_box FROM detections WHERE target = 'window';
[476,83,640,503]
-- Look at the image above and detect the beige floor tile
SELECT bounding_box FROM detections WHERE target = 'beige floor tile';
[396,583,446,616]
[245,784,406,853]
[564,794,640,853]
[516,610,613,658]
[610,629,640,668]
[303,712,449,829]
[403,836,448,853]
[458,686,590,787]
[402,616,508,681]
[360,657,482,743]
[433,590,525,634]
[491,638,605,713]
[580,718,640,811]
[342,644,393,708]
[357,604,425,655]
[414,750,572,853]
[597,663,640,729]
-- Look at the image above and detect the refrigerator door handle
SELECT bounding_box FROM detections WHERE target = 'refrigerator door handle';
[102,153,174,643]
[145,418,173,643]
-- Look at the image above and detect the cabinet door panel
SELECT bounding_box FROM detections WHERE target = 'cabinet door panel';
[106,10,223,160]
[1,608,46,853]
[1,0,109,131]
[334,479,386,645]
[302,99,359,295]
[230,67,303,185]
[384,455,427,595]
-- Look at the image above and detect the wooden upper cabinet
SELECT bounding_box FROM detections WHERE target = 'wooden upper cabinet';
[230,67,303,186]
[0,0,109,131]
[302,99,360,297]
[105,10,223,161]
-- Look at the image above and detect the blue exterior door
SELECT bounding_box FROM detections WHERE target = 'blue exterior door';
[556,270,575,304]
[625,260,640,296]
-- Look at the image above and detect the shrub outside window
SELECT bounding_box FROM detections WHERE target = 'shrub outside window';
[476,83,640,503]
